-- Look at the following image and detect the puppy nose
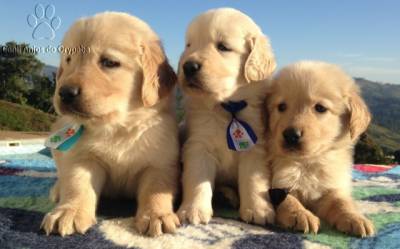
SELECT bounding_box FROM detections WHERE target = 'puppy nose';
[283,128,302,147]
[183,61,201,78]
[59,85,80,104]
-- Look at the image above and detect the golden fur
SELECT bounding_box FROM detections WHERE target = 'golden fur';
[41,12,180,237]
[265,61,374,237]
[177,8,276,226]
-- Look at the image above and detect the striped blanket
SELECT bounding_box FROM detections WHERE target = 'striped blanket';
[0,150,399,249]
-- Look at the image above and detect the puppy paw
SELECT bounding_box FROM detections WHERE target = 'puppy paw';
[335,213,375,237]
[41,205,96,236]
[240,203,275,226]
[177,203,213,225]
[277,207,320,234]
[134,211,180,236]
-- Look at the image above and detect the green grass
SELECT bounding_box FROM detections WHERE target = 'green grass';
[0,100,56,131]
[367,123,400,152]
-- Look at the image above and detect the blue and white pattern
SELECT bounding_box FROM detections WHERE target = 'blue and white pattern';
[1,147,400,248]
[221,100,257,151]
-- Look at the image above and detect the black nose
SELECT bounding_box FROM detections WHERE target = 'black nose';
[283,128,302,147]
[59,85,80,104]
[183,61,201,78]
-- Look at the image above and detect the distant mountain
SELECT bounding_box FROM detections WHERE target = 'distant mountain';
[41,65,57,80]
[356,78,400,152]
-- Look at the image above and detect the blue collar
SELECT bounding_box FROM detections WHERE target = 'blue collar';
[221,100,248,116]
[220,100,257,151]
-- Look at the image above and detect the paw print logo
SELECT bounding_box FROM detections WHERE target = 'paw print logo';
[65,128,75,137]
[233,129,244,139]
[27,3,61,40]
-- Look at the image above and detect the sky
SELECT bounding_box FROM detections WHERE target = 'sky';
[0,0,399,83]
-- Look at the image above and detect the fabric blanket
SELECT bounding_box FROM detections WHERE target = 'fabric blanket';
[0,150,400,249]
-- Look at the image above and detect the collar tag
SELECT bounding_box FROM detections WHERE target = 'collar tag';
[45,124,84,151]
[221,100,257,151]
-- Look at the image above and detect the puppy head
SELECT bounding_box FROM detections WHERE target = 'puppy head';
[54,12,176,125]
[265,61,371,158]
[178,8,276,100]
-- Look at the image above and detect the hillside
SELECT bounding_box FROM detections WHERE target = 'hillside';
[0,100,56,132]
[367,124,400,152]
[41,65,57,79]
[356,78,400,152]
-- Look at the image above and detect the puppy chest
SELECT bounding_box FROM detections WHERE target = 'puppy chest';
[215,152,239,185]
[273,166,326,203]
[292,173,325,202]
[91,137,145,171]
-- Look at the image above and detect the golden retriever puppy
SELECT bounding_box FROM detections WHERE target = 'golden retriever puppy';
[265,61,374,237]
[41,12,180,237]
[177,8,276,225]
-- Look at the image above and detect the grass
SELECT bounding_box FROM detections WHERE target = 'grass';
[368,123,400,152]
[0,100,56,132]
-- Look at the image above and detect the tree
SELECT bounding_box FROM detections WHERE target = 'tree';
[27,73,55,113]
[394,150,400,164]
[0,41,55,113]
[354,133,392,164]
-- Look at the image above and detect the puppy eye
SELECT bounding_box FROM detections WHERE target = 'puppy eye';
[217,42,231,52]
[186,43,191,48]
[315,104,327,113]
[66,56,71,64]
[278,102,287,112]
[100,56,120,69]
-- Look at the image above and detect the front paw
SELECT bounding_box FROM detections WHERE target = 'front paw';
[335,213,375,237]
[134,211,180,237]
[276,206,320,234]
[240,202,275,226]
[177,203,213,225]
[41,205,96,236]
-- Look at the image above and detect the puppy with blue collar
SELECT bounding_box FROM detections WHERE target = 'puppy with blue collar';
[177,8,276,226]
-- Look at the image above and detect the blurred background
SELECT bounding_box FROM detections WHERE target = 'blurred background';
[0,0,399,163]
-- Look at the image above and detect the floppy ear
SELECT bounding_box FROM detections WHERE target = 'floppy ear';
[141,40,177,107]
[244,35,276,83]
[348,87,371,141]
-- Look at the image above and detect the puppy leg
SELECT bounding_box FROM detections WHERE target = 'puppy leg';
[178,144,216,225]
[134,167,180,236]
[313,191,375,237]
[276,194,320,234]
[41,161,105,236]
[238,149,275,225]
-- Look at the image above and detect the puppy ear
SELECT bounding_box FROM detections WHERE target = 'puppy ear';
[348,87,371,141]
[244,35,276,83]
[263,88,274,133]
[141,41,177,107]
